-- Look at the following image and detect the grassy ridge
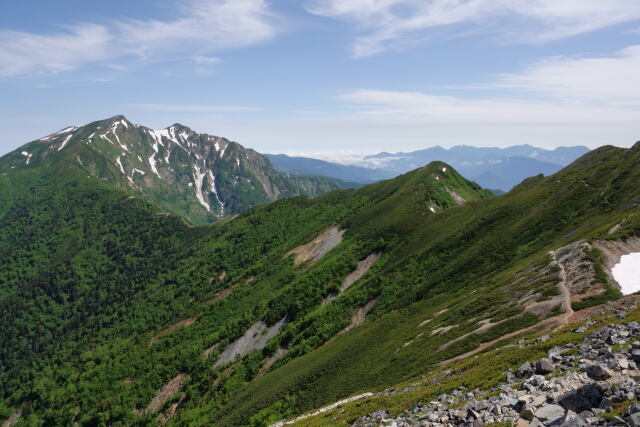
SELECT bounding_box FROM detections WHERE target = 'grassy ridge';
[1,145,639,426]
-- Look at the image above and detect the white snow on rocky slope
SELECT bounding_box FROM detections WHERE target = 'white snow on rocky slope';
[612,253,640,295]
[208,170,224,215]
[58,134,74,151]
[193,165,210,211]
[116,155,125,175]
[148,154,161,178]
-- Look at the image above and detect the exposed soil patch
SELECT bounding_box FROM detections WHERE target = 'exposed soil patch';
[285,225,345,266]
[213,317,286,368]
[136,373,186,415]
[202,343,220,359]
[2,411,21,427]
[322,252,381,305]
[571,287,605,303]
[257,346,290,378]
[446,187,466,205]
[431,324,458,336]
[157,394,186,425]
[418,308,449,327]
[150,318,197,344]
[206,284,237,304]
[339,299,377,335]
[441,247,580,361]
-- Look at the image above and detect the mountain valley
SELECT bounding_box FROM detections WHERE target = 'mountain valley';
[1,130,640,426]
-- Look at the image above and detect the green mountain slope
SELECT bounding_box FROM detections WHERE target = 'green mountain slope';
[1,142,639,426]
[0,116,350,225]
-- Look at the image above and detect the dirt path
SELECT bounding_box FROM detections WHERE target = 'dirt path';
[439,250,576,365]
[552,250,574,326]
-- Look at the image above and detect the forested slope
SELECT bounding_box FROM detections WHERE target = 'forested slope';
[1,143,639,426]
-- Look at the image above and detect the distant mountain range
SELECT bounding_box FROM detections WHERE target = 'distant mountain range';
[268,144,590,192]
[0,115,351,225]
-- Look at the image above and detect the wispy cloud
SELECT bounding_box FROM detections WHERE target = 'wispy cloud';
[338,45,640,123]
[193,56,222,75]
[0,24,113,77]
[132,103,258,113]
[496,45,640,106]
[306,0,640,57]
[0,0,277,78]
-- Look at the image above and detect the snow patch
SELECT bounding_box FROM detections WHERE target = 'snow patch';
[193,165,210,211]
[58,134,73,151]
[20,151,33,165]
[208,170,224,215]
[235,158,240,168]
[167,126,186,150]
[442,167,447,172]
[148,154,161,178]
[148,129,166,152]
[132,168,145,176]
[612,253,640,295]
[430,207,436,213]
[116,155,125,175]
[55,126,77,135]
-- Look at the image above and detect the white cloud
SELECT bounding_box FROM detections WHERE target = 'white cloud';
[306,0,640,57]
[339,89,639,124]
[118,0,276,56]
[0,24,113,77]
[132,103,258,113]
[193,56,222,75]
[0,0,277,78]
[338,44,640,124]
[497,45,640,106]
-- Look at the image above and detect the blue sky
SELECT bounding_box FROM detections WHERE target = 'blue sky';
[1,0,640,158]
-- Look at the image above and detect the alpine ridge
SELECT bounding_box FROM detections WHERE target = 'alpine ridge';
[1,141,640,427]
[0,115,350,224]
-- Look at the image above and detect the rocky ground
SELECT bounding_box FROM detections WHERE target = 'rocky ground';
[353,313,640,426]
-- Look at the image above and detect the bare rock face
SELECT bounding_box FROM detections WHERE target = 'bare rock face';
[213,317,286,368]
[285,225,345,266]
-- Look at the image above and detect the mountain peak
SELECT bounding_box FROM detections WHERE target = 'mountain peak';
[1,116,348,225]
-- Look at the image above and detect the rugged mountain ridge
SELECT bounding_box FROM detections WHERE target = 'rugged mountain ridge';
[268,144,590,192]
[0,116,349,224]
[1,140,639,426]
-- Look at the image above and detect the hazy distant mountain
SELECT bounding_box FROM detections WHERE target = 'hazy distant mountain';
[268,144,590,191]
[265,154,389,184]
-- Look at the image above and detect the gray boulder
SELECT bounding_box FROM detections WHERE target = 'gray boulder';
[583,364,612,379]
[535,404,566,424]
[536,359,555,374]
